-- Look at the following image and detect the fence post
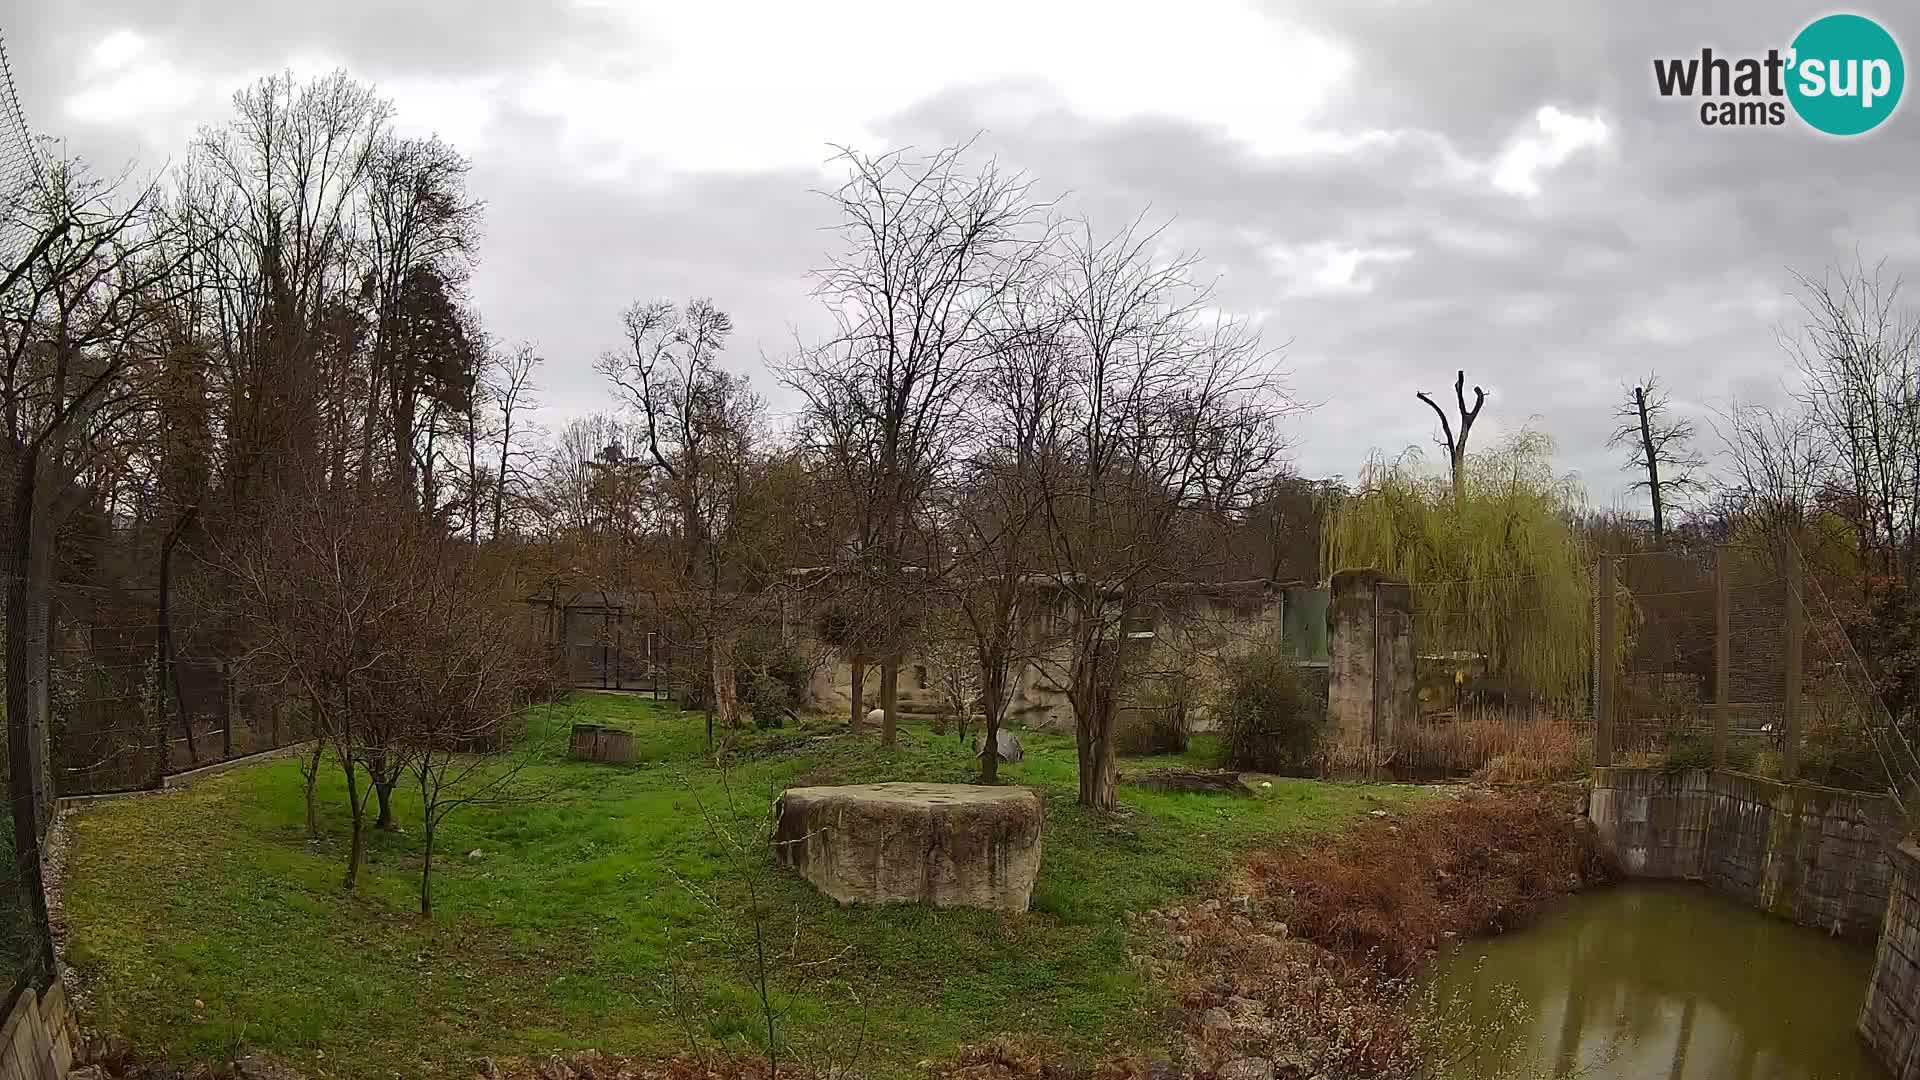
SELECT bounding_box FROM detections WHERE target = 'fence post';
[1596,556,1615,769]
[1714,545,1731,771]
[1783,551,1804,782]
[221,660,234,758]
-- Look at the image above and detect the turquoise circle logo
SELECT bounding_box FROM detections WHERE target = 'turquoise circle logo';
[1788,14,1904,134]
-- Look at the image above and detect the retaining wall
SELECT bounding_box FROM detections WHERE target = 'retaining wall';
[0,982,77,1079]
[1588,766,1896,938]
[1862,841,1920,1078]
[1591,766,1920,1077]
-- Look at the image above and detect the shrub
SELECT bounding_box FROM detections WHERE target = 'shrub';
[733,630,811,729]
[1218,640,1323,774]
[1662,728,1713,774]
[1115,673,1196,755]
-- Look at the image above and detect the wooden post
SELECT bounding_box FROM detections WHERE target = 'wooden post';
[1713,546,1731,770]
[1595,556,1615,768]
[1783,553,1804,782]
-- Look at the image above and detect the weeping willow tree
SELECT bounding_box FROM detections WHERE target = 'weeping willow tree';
[1323,431,1595,703]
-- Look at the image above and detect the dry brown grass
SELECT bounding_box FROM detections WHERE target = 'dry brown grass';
[1120,787,1611,1079]
[1387,711,1586,782]
[1238,787,1614,974]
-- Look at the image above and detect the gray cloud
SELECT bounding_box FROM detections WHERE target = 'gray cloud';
[9,0,1920,513]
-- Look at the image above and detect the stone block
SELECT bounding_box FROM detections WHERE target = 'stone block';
[773,782,1044,911]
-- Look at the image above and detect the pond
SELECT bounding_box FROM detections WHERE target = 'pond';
[1427,882,1888,1079]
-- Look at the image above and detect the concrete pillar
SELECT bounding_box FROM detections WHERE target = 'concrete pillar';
[1328,569,1414,762]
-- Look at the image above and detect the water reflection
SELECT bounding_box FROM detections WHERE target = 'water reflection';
[1426,883,1887,1079]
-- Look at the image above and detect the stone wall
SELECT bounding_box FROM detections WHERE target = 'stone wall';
[1589,767,1897,939]
[1586,767,1713,879]
[0,982,78,1079]
[1704,772,1893,936]
[804,582,1317,734]
[1862,841,1920,1078]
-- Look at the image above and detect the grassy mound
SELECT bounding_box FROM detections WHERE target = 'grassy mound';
[60,694,1416,1077]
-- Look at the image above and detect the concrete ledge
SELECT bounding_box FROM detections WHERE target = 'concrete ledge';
[55,740,313,811]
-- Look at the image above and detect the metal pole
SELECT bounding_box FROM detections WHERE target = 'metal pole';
[1596,556,1615,768]
[222,660,234,759]
[1784,552,1804,782]
[1713,546,1730,771]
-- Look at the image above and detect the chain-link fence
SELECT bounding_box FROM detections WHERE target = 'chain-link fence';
[1595,539,1914,797]
[0,26,59,1001]
[1391,575,1589,781]
[0,32,40,266]
[1373,537,1910,792]
[1607,549,1720,760]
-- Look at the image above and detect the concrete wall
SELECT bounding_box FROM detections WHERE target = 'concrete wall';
[0,982,77,1079]
[1327,570,1414,750]
[1589,767,1897,939]
[805,583,1316,733]
[1862,841,1920,1078]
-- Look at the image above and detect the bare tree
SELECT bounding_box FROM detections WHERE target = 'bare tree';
[1416,370,1486,504]
[788,143,1052,746]
[1037,220,1295,809]
[399,550,538,917]
[595,298,762,733]
[190,71,388,506]
[1785,260,1920,588]
[486,341,541,539]
[219,483,455,886]
[1608,374,1704,544]
[361,133,481,505]
[1,155,188,845]
[927,289,1068,782]
[534,412,653,539]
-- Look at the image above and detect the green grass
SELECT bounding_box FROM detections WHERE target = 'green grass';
[60,694,1417,1077]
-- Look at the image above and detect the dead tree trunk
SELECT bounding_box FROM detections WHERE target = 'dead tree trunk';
[1417,370,1487,505]
[1634,385,1666,543]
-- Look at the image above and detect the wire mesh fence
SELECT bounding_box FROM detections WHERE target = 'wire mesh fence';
[1608,549,1720,761]
[1374,537,1911,794]
[1392,576,1590,781]
[0,30,59,1000]
[0,573,312,816]
[43,581,311,797]
[1594,539,1915,801]
[0,30,43,269]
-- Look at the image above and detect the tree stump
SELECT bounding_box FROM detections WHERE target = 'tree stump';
[773,782,1044,911]
[568,723,635,763]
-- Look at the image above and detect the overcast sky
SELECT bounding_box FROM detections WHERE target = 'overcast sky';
[7,1,1919,510]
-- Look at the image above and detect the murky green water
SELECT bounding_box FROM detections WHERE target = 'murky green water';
[1427,883,1887,1079]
